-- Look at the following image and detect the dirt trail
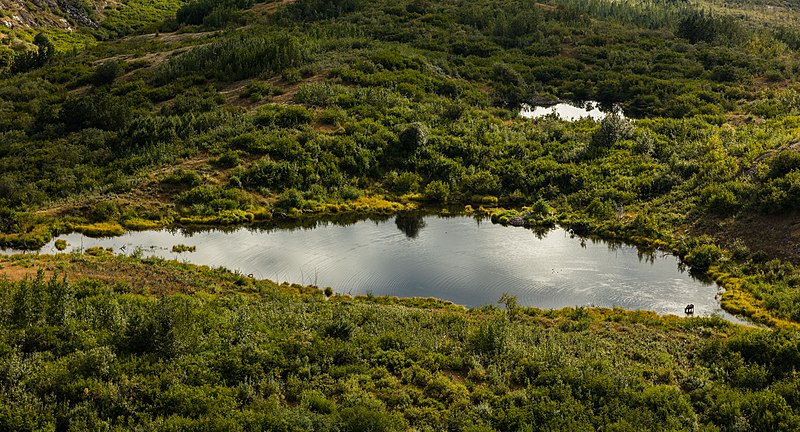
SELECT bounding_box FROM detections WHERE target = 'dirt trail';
[744,140,800,178]
[251,0,298,15]
[0,255,229,296]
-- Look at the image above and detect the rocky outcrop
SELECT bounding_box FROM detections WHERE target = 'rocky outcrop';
[57,0,99,28]
[508,216,525,227]
[0,0,101,31]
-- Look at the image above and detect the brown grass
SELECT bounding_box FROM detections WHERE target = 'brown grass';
[0,254,236,296]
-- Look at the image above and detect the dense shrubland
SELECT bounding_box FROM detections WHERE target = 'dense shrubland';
[0,257,798,431]
[1,0,798,208]
[1,0,800,428]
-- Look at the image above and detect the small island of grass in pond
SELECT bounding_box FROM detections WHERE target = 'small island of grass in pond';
[54,239,67,251]
[171,244,197,253]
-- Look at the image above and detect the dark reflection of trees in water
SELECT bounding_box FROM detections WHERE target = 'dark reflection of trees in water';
[172,213,395,237]
[602,238,660,264]
[564,233,714,282]
[158,208,475,238]
[688,267,714,284]
[528,226,551,240]
[395,213,426,239]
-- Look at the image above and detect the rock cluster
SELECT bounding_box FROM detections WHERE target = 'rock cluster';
[0,0,99,30]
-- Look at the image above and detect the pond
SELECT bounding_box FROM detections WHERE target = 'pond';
[520,101,621,121]
[4,215,745,323]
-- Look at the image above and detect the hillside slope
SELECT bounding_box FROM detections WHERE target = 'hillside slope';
[0,0,182,56]
[0,0,800,429]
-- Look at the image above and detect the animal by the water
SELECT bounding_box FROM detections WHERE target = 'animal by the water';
[685,304,694,314]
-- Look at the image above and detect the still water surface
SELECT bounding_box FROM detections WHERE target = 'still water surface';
[7,215,743,322]
[520,101,621,121]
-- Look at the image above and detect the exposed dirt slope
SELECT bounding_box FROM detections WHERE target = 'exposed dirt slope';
[695,212,800,263]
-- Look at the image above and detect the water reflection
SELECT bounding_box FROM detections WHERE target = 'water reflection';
[529,226,550,240]
[395,213,426,238]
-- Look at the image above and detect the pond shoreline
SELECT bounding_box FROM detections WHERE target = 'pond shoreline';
[3,211,751,324]
[1,205,789,328]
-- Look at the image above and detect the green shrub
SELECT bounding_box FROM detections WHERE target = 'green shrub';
[214,151,241,168]
[701,183,742,215]
[254,105,314,129]
[338,406,407,432]
[686,243,723,270]
[275,188,305,210]
[54,239,67,251]
[90,201,120,222]
[324,319,355,340]
[155,33,309,83]
[338,185,362,200]
[590,113,634,153]
[319,107,347,126]
[61,93,132,132]
[530,198,554,217]
[281,68,303,84]
[301,390,336,414]
[91,61,122,86]
[378,332,409,351]
[285,0,364,21]
[162,169,202,187]
[423,181,450,203]
[461,170,500,196]
[179,186,252,212]
[764,151,800,181]
[585,198,615,220]
[639,385,696,430]
[239,81,282,102]
[398,123,429,154]
[469,318,507,358]
[242,158,301,191]
[384,171,421,194]
[677,10,745,44]
[294,82,350,107]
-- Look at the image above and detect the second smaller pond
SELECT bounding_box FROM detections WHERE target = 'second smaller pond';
[520,101,621,121]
